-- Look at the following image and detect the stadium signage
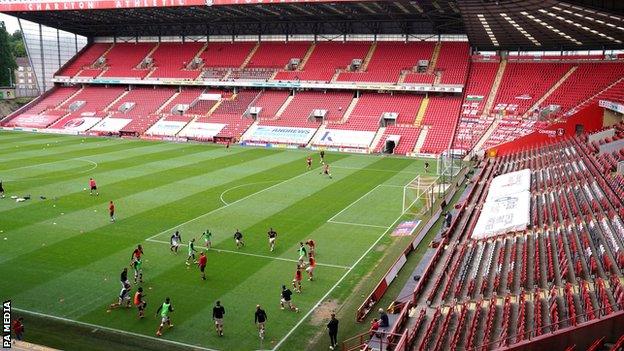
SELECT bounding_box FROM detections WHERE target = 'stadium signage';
[2,300,10,347]
[246,125,316,144]
[313,129,376,148]
[0,0,366,11]
[599,99,624,114]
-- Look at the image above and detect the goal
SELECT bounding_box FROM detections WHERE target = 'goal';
[402,175,439,216]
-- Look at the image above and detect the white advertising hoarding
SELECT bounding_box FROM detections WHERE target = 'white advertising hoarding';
[485,168,531,201]
[52,116,103,132]
[146,120,188,136]
[313,129,377,148]
[90,118,132,132]
[178,122,226,138]
[473,168,532,240]
[244,125,317,144]
[472,191,531,239]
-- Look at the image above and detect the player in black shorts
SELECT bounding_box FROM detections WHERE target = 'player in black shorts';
[0,180,5,198]
[306,156,312,170]
[267,228,277,252]
[234,229,245,249]
[319,150,325,164]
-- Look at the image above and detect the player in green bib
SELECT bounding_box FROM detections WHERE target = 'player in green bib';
[185,238,197,266]
[132,258,143,284]
[201,229,212,249]
[155,297,174,336]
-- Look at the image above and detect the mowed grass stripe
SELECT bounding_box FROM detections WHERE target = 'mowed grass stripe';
[0,148,278,255]
[0,143,232,214]
[0,134,99,154]
[1,153,342,300]
[0,135,110,159]
[0,142,214,194]
[0,133,74,149]
[0,139,150,170]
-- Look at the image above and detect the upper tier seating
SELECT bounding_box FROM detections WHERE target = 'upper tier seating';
[57,43,111,78]
[100,43,155,78]
[435,42,470,84]
[274,42,371,82]
[541,62,624,114]
[149,43,204,79]
[200,42,255,68]
[492,62,573,116]
[455,62,500,150]
[337,42,436,83]
[246,42,311,69]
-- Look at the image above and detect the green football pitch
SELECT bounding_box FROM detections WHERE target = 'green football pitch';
[0,130,433,350]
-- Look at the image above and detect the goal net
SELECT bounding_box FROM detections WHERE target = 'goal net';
[402,175,440,216]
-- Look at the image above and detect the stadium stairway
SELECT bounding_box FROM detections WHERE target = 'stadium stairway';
[156,90,181,114]
[274,94,294,117]
[369,126,386,152]
[412,125,429,154]
[104,89,129,112]
[482,58,507,116]
[239,43,260,69]
[523,65,578,118]
[296,42,316,71]
[359,42,377,71]
[414,96,429,127]
[332,96,359,125]
[427,42,442,74]
[471,119,500,153]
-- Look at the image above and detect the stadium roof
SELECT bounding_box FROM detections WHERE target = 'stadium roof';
[0,0,623,50]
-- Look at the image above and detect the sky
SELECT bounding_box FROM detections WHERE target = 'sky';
[0,13,20,34]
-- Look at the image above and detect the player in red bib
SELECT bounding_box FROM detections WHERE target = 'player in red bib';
[134,287,147,318]
[131,244,143,262]
[109,201,116,222]
[306,253,316,281]
[321,163,332,179]
[292,264,303,293]
[306,239,316,257]
[89,178,98,196]
[198,252,207,280]
[306,156,312,170]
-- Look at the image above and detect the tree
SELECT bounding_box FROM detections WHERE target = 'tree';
[0,22,17,86]
[10,30,26,57]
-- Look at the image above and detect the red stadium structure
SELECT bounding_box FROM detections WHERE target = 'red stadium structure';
[1,0,624,350]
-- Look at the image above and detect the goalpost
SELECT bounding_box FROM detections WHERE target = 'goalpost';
[402,175,440,216]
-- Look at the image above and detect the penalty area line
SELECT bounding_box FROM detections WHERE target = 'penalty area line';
[12,307,219,351]
[326,220,390,229]
[146,238,351,270]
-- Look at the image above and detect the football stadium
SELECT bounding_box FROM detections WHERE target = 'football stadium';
[0,0,623,350]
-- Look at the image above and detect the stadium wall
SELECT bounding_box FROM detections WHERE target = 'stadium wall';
[488,103,604,157]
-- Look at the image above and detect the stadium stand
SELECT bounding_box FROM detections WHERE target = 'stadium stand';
[99,43,155,79]
[148,42,204,79]
[337,42,436,83]
[260,91,353,128]
[274,42,371,82]
[57,43,111,78]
